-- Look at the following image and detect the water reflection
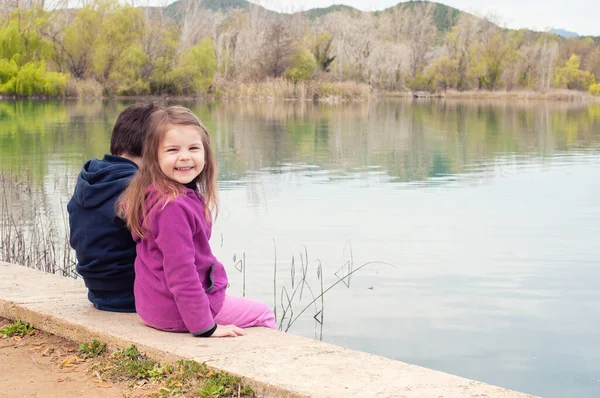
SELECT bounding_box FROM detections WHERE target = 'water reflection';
[2,99,600,184]
[197,99,600,193]
[1,99,600,398]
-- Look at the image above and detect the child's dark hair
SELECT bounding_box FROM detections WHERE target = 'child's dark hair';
[110,103,160,157]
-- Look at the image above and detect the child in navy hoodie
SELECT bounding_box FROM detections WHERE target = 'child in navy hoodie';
[67,103,159,312]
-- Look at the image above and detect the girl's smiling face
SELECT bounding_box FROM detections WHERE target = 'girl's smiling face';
[158,125,205,185]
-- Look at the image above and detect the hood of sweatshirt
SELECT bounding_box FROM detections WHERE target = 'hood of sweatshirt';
[72,155,138,209]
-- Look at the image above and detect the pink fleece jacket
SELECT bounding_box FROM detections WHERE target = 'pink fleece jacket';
[133,185,227,335]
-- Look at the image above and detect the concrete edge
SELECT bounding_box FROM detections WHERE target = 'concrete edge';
[0,298,306,398]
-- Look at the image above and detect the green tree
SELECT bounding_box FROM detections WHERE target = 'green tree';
[0,8,67,96]
[0,7,51,65]
[427,56,458,92]
[285,47,317,81]
[476,29,517,90]
[43,0,151,94]
[0,60,66,96]
[556,37,596,72]
[91,3,146,94]
[166,37,217,95]
[309,32,336,72]
[443,15,485,90]
[554,54,595,90]
[55,4,104,79]
[406,72,431,91]
[110,44,150,95]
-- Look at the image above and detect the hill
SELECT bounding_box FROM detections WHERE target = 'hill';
[165,0,276,19]
[303,5,361,20]
[161,1,599,39]
[380,1,463,33]
[164,0,469,34]
[550,28,579,37]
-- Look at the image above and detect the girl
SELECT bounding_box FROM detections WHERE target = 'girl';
[119,106,276,337]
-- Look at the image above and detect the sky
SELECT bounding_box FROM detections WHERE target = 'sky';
[249,0,599,37]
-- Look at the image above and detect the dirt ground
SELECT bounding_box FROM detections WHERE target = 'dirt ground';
[0,318,143,398]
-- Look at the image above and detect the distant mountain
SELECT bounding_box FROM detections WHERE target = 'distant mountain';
[165,0,276,19]
[165,0,468,34]
[171,0,250,12]
[550,28,579,38]
[380,1,464,33]
[168,1,594,38]
[304,2,465,33]
[304,5,361,20]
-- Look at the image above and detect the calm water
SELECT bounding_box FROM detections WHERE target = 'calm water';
[2,99,600,397]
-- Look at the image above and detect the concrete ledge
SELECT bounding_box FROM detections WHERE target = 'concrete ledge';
[0,262,536,397]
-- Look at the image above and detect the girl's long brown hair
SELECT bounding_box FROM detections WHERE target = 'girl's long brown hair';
[118,105,219,238]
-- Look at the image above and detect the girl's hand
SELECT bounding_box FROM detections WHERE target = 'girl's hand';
[212,324,247,337]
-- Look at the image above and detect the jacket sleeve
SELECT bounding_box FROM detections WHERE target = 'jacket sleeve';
[152,200,215,335]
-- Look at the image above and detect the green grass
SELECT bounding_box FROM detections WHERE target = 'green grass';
[90,344,254,397]
[197,371,254,398]
[100,345,166,381]
[0,320,36,337]
[78,339,107,358]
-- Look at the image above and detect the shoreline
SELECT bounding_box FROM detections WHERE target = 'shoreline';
[1,89,598,103]
[389,89,600,102]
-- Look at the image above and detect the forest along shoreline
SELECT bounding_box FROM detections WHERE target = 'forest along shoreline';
[1,1,599,101]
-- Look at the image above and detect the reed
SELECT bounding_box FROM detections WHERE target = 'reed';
[275,241,396,338]
[231,239,396,339]
[214,78,375,102]
[0,172,76,277]
[65,78,104,99]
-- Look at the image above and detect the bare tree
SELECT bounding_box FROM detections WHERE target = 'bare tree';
[287,8,309,40]
[214,20,238,79]
[230,4,271,81]
[556,36,596,72]
[583,45,600,80]
[537,40,558,92]
[1,0,45,10]
[388,3,437,82]
[175,0,222,58]
[365,42,409,90]
[260,20,294,78]
[320,11,375,82]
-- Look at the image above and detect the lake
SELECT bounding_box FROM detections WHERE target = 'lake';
[1,98,599,397]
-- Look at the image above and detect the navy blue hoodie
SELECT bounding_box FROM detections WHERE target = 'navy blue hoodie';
[67,155,138,312]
